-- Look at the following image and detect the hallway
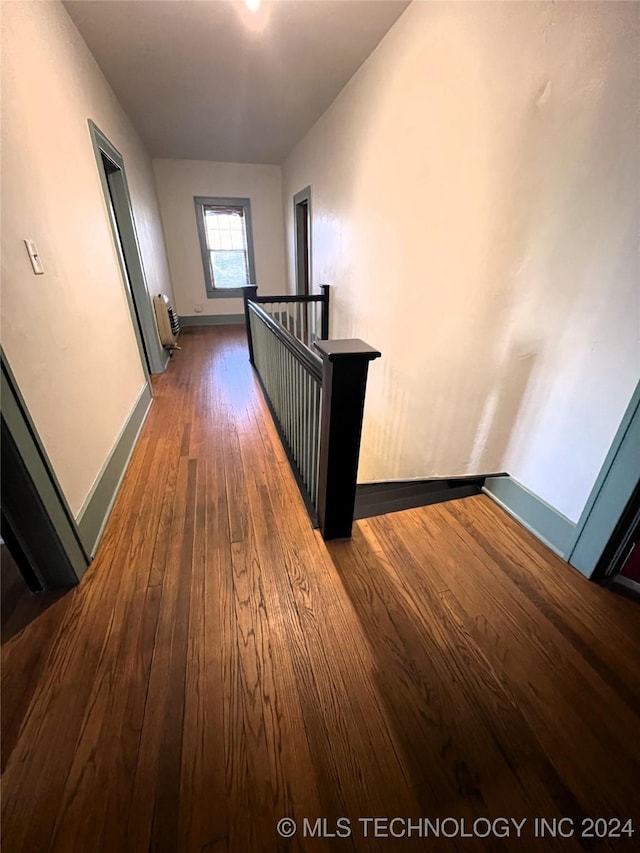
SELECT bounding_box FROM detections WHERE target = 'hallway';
[2,326,639,852]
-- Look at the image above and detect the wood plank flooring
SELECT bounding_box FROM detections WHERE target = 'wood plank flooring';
[2,326,639,852]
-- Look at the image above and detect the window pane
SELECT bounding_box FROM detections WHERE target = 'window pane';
[230,229,245,250]
[207,228,224,250]
[197,199,254,294]
[204,209,247,254]
[210,250,249,288]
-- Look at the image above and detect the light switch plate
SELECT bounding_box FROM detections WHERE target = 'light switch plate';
[24,239,44,275]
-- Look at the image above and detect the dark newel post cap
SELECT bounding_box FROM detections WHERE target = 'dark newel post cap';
[313,339,381,361]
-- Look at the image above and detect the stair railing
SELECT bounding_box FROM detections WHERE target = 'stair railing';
[243,285,380,539]
[243,284,329,350]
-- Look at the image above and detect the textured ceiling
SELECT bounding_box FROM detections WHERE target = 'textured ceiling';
[64,0,411,164]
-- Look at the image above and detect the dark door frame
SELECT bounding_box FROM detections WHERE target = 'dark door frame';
[1,351,89,590]
[88,120,167,375]
[293,186,312,296]
[567,380,640,579]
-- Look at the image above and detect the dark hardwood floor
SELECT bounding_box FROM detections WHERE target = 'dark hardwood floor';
[2,326,639,852]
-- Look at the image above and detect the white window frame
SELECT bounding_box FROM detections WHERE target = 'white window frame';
[194,196,256,298]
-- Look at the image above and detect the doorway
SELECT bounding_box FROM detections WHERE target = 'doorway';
[1,351,89,592]
[294,186,311,296]
[593,481,640,597]
[568,381,640,580]
[88,121,166,375]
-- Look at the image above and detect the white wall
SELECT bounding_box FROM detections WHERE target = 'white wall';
[282,0,639,522]
[152,159,287,317]
[1,1,174,516]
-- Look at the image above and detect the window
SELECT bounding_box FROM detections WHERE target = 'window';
[194,196,256,298]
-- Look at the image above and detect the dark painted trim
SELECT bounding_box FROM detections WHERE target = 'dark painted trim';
[194,196,256,299]
[358,473,507,490]
[612,575,640,600]
[315,339,381,539]
[243,286,258,364]
[1,351,89,588]
[88,120,166,375]
[483,476,576,558]
[0,518,43,592]
[293,185,312,296]
[77,384,153,556]
[567,382,640,578]
[591,483,640,582]
[179,314,245,327]
[354,476,497,520]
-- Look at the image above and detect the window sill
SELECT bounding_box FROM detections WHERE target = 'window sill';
[206,289,245,299]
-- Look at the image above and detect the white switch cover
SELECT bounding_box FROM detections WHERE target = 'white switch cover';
[24,239,44,275]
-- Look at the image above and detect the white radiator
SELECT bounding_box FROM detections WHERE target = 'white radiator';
[153,294,180,348]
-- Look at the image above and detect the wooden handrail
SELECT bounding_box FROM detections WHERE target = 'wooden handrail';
[243,284,330,358]
[243,284,380,540]
[247,301,323,381]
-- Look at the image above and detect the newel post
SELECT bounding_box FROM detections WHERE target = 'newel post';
[243,285,258,365]
[319,284,331,340]
[314,339,381,540]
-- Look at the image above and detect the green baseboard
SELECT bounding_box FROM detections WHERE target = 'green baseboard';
[179,314,244,327]
[483,476,576,558]
[77,383,153,556]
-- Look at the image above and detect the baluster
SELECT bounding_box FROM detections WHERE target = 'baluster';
[311,381,318,505]
[307,374,313,499]
[267,326,274,404]
[301,369,307,488]
[299,362,304,470]
[309,376,316,492]
[284,346,291,443]
[275,334,282,419]
[292,358,297,464]
[304,370,311,490]
[314,382,322,506]
[288,348,294,451]
[278,342,282,417]
[294,362,300,470]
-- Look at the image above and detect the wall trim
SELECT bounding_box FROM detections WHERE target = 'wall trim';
[179,313,244,327]
[358,472,508,486]
[355,475,500,520]
[566,381,640,578]
[77,383,153,556]
[483,476,576,558]
[1,350,90,588]
[88,120,167,375]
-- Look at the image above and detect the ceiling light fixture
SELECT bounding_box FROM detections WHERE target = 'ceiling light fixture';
[244,0,261,12]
